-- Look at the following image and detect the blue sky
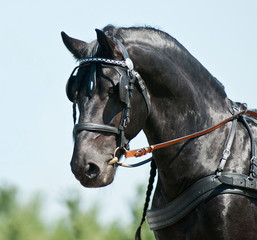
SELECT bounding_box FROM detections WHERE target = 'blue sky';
[1,0,257,223]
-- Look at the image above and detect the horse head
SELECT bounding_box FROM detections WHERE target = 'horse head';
[62,30,149,187]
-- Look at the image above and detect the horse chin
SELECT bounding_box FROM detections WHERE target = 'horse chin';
[79,174,114,188]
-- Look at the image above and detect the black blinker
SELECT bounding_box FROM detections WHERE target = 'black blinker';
[119,73,129,104]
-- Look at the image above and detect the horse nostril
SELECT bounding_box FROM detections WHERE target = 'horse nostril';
[85,163,100,179]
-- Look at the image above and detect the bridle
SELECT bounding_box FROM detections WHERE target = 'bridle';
[66,38,151,164]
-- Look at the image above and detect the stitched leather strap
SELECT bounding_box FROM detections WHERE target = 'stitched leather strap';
[147,173,257,230]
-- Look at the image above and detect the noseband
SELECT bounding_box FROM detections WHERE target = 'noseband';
[66,38,151,161]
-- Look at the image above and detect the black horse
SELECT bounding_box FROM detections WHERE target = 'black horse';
[62,25,257,240]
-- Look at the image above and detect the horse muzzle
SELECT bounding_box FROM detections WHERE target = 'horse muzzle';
[70,156,115,188]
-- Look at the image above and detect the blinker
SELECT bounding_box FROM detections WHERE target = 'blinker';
[119,72,130,104]
[66,75,76,102]
[66,66,80,102]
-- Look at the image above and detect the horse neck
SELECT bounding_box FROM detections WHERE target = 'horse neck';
[127,36,231,200]
[130,39,229,142]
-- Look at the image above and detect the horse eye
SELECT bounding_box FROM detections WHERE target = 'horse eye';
[108,84,119,96]
[108,86,117,95]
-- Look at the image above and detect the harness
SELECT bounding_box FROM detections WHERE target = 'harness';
[66,38,257,234]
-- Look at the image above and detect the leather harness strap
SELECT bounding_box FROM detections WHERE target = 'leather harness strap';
[125,110,257,158]
[147,173,257,230]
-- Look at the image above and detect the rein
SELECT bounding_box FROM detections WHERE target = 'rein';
[114,109,257,168]
[122,110,257,159]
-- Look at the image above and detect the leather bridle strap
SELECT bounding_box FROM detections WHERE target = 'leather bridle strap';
[74,122,119,135]
[125,110,257,158]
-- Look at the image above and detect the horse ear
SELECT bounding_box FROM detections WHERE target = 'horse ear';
[95,29,117,57]
[61,31,88,60]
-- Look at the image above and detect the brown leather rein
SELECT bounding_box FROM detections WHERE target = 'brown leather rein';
[114,110,257,166]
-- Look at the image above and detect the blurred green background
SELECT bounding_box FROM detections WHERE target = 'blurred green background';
[0,184,154,240]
